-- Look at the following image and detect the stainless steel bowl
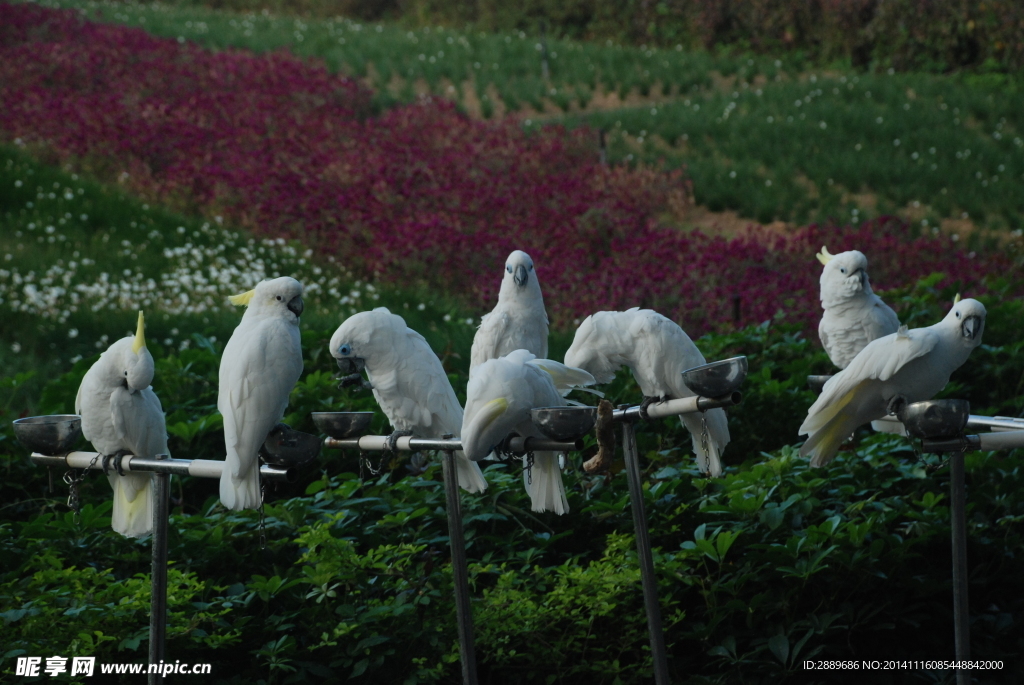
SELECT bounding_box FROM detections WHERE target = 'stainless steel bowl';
[12,415,83,455]
[531,406,597,442]
[260,424,322,468]
[311,411,374,439]
[897,400,970,439]
[681,356,748,397]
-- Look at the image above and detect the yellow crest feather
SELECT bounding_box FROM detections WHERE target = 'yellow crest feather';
[953,293,961,305]
[132,310,146,354]
[229,289,256,307]
[816,245,834,266]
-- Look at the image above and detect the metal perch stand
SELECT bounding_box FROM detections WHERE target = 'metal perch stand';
[16,416,300,685]
[604,357,747,685]
[898,401,1024,685]
[321,427,582,685]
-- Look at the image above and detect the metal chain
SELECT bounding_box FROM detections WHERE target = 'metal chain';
[524,452,535,485]
[63,453,102,524]
[362,452,387,476]
[699,410,711,474]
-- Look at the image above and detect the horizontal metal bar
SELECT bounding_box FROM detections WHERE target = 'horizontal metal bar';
[30,452,296,482]
[323,435,582,454]
[875,413,1024,433]
[613,391,742,422]
[922,430,1024,453]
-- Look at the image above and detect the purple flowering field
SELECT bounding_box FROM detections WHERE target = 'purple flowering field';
[1,2,1015,334]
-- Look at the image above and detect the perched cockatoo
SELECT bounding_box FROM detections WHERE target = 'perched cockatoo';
[462,349,596,515]
[470,250,548,370]
[816,246,900,370]
[564,308,730,477]
[800,296,986,467]
[218,277,304,510]
[76,311,167,538]
[330,308,488,493]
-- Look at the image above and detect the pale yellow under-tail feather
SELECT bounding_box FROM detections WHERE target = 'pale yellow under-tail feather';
[801,381,863,435]
[109,475,154,539]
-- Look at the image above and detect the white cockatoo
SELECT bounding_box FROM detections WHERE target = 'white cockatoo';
[330,308,488,493]
[470,250,548,370]
[462,349,596,515]
[800,296,986,467]
[816,246,900,370]
[564,307,731,477]
[218,277,304,510]
[76,311,167,538]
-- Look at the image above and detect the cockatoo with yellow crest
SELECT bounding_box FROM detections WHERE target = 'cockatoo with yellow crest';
[564,307,730,477]
[218,277,304,510]
[76,311,167,538]
[330,308,488,493]
[800,296,986,467]
[470,250,548,370]
[816,246,900,370]
[462,349,596,515]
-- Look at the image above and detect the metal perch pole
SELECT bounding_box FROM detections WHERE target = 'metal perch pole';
[610,390,743,685]
[323,432,581,685]
[620,418,670,685]
[149,455,170,684]
[441,438,478,685]
[27,449,297,684]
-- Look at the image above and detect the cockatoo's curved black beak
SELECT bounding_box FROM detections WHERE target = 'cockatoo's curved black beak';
[336,356,366,375]
[962,315,981,340]
[514,264,529,287]
[288,295,304,318]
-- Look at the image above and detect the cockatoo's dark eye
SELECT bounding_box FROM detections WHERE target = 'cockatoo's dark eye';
[276,295,282,301]
[339,344,351,356]
[529,264,534,271]
[956,311,961,318]
[124,371,128,376]
[840,268,846,274]
[506,265,512,273]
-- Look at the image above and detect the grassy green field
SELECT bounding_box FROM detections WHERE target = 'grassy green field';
[29,0,1024,231]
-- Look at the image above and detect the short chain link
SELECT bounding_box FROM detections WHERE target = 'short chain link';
[63,453,102,525]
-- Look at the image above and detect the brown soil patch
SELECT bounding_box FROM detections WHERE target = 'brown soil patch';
[681,205,795,238]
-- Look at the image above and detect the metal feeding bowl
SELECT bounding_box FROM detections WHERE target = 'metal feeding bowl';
[311,411,374,439]
[681,356,749,397]
[12,415,83,455]
[897,400,970,440]
[531,406,598,442]
[259,424,322,468]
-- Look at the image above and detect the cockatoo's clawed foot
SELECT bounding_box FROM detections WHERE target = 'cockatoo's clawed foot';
[887,394,908,417]
[384,430,414,454]
[638,395,667,421]
[336,373,373,392]
[101,453,113,475]
[111,449,132,476]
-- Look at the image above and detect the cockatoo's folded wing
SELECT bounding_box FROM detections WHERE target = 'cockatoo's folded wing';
[470,310,511,370]
[801,328,939,435]
[220,330,301,478]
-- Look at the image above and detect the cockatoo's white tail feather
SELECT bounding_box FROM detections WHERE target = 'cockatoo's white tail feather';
[680,413,724,477]
[524,452,568,515]
[219,453,261,510]
[527,358,599,396]
[108,472,154,538]
[456,458,488,494]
